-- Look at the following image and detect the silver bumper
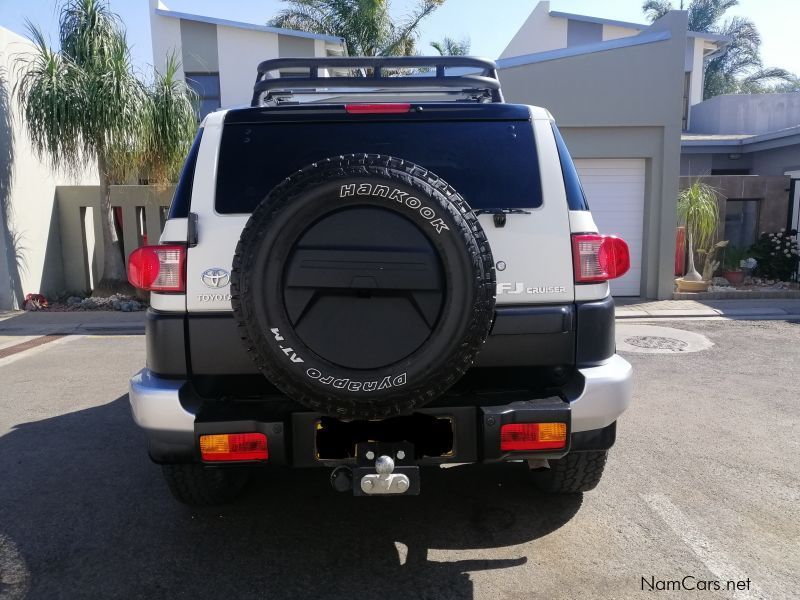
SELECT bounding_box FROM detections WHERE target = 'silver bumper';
[129,369,194,433]
[129,354,632,436]
[570,354,633,432]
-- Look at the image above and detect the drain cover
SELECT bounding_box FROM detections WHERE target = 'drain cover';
[616,324,713,355]
[624,336,689,351]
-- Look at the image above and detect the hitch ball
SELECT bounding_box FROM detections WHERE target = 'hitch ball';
[375,455,395,475]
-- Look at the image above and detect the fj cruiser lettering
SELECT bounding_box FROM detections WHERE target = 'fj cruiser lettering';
[127,56,633,505]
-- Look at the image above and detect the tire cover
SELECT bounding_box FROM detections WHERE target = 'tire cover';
[231,154,495,419]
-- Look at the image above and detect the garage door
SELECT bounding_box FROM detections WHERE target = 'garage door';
[574,159,645,296]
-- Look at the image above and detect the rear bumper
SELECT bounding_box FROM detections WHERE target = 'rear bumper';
[146,296,616,377]
[129,354,632,463]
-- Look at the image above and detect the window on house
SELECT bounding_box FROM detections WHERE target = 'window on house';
[724,199,760,248]
[185,73,221,120]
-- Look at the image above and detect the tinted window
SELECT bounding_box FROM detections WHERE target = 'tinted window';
[168,128,203,219]
[552,124,589,211]
[216,121,541,214]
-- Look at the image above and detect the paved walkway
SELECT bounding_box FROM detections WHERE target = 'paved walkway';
[0,310,146,337]
[615,298,800,319]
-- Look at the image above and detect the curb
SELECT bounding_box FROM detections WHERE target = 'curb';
[616,311,800,321]
[0,324,145,336]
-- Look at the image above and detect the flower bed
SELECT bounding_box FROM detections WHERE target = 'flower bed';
[23,293,146,312]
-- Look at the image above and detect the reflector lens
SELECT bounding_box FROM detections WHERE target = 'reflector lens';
[345,103,411,114]
[572,234,630,283]
[127,245,186,292]
[199,433,269,462]
[500,423,567,451]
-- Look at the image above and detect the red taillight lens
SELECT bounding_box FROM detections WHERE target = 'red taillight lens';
[199,433,269,462]
[572,234,630,283]
[500,423,567,451]
[345,103,411,114]
[127,244,186,292]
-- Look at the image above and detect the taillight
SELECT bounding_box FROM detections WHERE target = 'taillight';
[500,423,567,451]
[127,244,186,292]
[199,433,269,462]
[345,103,411,114]
[572,234,630,283]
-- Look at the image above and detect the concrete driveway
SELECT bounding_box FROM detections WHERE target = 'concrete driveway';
[0,320,797,599]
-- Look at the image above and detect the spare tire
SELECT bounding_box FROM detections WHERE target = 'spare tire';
[231,154,495,419]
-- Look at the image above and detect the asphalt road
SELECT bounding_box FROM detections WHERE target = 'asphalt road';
[0,320,798,599]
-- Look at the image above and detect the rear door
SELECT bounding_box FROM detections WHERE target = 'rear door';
[185,106,575,312]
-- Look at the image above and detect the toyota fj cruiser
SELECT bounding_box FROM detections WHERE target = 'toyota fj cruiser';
[128,57,633,505]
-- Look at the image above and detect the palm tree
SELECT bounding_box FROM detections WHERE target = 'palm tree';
[430,36,470,56]
[268,0,445,56]
[140,54,198,185]
[15,0,144,291]
[677,181,720,281]
[642,0,793,99]
[15,0,197,292]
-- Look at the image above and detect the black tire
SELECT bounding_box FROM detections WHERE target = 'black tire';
[530,451,608,494]
[161,464,249,506]
[231,154,495,420]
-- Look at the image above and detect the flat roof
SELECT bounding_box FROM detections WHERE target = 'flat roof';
[549,10,729,43]
[154,7,345,44]
[682,125,800,150]
[497,29,671,69]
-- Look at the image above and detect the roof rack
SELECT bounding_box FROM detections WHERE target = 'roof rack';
[251,56,504,107]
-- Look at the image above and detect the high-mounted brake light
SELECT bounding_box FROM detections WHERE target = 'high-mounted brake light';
[571,234,630,283]
[345,103,412,114]
[199,433,269,462]
[500,423,567,451]
[127,244,186,292]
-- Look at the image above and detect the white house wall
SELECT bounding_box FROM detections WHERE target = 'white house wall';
[0,26,98,309]
[687,37,705,108]
[217,26,280,108]
[602,24,639,41]
[149,0,184,77]
[500,1,567,58]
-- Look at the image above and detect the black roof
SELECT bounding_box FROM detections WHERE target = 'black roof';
[250,56,505,106]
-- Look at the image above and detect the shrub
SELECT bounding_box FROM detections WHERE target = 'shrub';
[748,230,799,281]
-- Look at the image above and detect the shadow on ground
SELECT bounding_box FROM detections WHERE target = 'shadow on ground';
[0,396,582,599]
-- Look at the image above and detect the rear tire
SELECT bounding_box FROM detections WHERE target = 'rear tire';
[530,451,608,494]
[161,464,250,506]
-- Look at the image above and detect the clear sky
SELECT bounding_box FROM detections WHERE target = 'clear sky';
[1,0,798,76]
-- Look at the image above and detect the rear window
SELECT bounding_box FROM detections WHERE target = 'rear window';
[168,128,203,219]
[215,120,541,214]
[552,124,589,211]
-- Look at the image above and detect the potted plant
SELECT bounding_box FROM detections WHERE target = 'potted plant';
[722,246,747,285]
[675,181,721,292]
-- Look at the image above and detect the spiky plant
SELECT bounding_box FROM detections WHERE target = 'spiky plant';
[141,53,198,185]
[268,0,446,57]
[677,181,721,281]
[430,36,471,56]
[14,0,146,291]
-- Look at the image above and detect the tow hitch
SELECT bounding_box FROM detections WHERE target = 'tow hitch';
[330,442,420,496]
